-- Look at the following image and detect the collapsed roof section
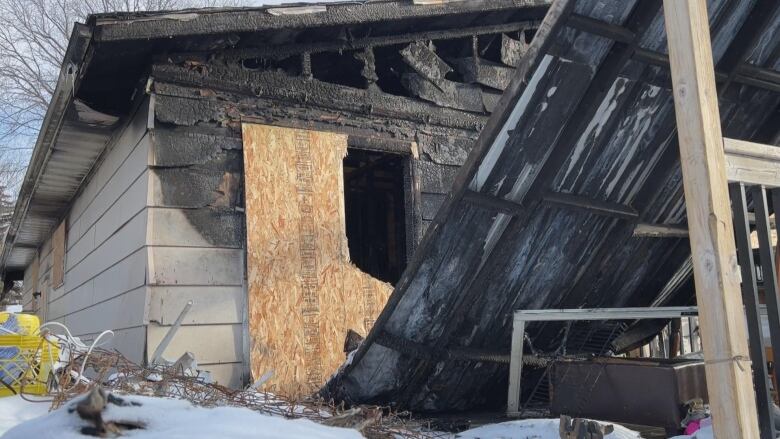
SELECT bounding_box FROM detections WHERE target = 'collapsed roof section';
[326,0,780,412]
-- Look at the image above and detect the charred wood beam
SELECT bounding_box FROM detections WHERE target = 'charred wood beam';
[94,2,547,42]
[450,57,515,91]
[400,41,452,87]
[464,189,638,220]
[500,33,529,67]
[565,13,780,94]
[196,21,541,63]
[715,0,780,96]
[542,191,638,219]
[347,135,417,156]
[567,14,634,43]
[462,190,523,216]
[354,47,379,89]
[402,73,494,113]
[151,64,486,130]
[632,223,688,238]
[376,331,519,364]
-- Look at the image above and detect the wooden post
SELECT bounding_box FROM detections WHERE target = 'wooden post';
[663,0,760,437]
[506,318,525,416]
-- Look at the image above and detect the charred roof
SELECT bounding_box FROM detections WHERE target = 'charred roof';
[326,0,780,412]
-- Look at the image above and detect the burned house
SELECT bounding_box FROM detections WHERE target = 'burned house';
[0,0,548,391]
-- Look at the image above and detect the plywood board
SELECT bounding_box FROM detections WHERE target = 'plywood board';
[242,123,392,397]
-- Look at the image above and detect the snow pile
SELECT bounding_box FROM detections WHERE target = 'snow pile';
[2,393,364,439]
[669,425,714,439]
[455,419,641,439]
[0,396,51,436]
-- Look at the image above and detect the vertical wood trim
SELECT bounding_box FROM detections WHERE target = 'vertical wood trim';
[506,319,525,416]
[51,221,66,289]
[663,0,759,436]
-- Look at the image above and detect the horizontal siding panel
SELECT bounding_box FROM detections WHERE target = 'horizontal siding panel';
[94,173,148,246]
[147,247,242,286]
[61,286,148,336]
[146,323,243,364]
[72,135,151,245]
[63,209,147,293]
[197,362,244,388]
[92,247,148,305]
[78,326,146,365]
[48,280,94,316]
[147,285,244,325]
[146,207,242,249]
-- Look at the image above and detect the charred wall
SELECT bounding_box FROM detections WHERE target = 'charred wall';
[146,25,536,260]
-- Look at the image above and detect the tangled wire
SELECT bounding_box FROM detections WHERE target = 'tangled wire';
[27,345,448,439]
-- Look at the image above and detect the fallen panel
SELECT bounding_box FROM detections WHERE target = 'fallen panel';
[326,0,780,412]
[242,124,392,397]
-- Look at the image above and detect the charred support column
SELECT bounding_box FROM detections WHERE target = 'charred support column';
[731,183,776,439]
[663,0,759,437]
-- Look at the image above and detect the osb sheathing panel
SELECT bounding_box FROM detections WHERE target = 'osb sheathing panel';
[242,123,392,397]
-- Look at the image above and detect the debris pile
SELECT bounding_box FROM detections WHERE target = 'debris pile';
[41,347,445,438]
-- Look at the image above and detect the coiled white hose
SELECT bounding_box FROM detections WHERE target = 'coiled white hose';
[37,321,114,390]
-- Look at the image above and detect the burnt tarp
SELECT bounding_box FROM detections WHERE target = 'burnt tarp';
[326,0,780,412]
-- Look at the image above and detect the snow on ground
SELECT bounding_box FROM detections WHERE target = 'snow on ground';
[1,394,363,439]
[455,419,641,439]
[0,396,51,436]
[669,425,714,439]
[0,393,651,439]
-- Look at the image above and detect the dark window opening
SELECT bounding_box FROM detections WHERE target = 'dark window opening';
[374,44,409,96]
[311,51,365,88]
[343,149,407,285]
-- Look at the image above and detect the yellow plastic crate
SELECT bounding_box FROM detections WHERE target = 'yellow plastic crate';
[0,333,59,396]
[0,312,40,335]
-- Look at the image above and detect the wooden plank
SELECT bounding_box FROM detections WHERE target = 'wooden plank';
[506,319,525,416]
[724,137,780,187]
[663,0,759,436]
[242,123,392,397]
[633,223,688,238]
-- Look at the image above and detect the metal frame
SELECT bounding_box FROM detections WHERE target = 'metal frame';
[507,306,698,416]
[730,182,777,439]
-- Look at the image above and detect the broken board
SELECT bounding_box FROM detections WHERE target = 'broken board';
[242,123,392,397]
